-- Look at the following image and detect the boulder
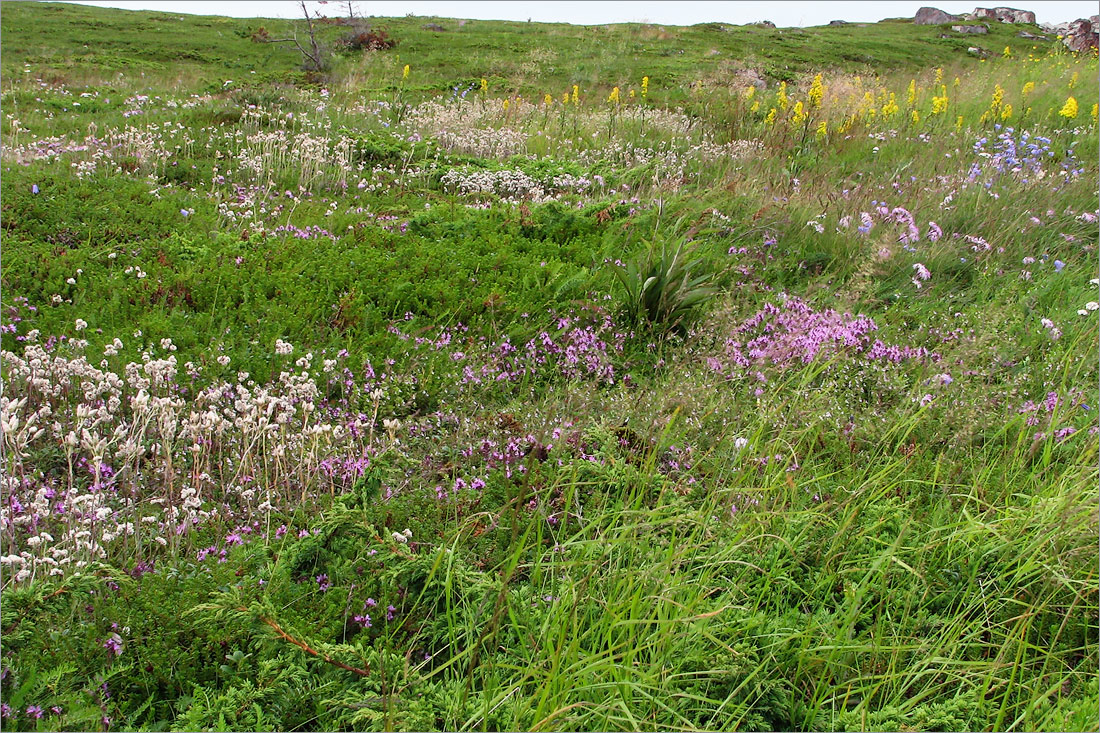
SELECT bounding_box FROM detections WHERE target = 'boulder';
[754,20,776,28]
[952,24,989,33]
[915,7,960,24]
[1016,30,1048,39]
[1061,17,1099,51]
[967,46,990,56]
[828,20,850,26]
[969,7,1036,24]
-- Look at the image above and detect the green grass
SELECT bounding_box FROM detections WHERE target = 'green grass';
[0,3,1097,732]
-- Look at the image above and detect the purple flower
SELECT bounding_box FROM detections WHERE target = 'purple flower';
[354,614,372,628]
[1053,259,1065,272]
[103,633,123,657]
[316,574,331,592]
[1,704,11,719]
[50,706,62,715]
[180,209,191,217]
[31,184,39,194]
[26,706,43,719]
[386,605,397,621]
[364,597,377,607]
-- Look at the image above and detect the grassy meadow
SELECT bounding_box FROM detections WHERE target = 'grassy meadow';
[1,2,1098,730]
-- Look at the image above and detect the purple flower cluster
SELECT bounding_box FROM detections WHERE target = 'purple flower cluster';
[720,298,935,373]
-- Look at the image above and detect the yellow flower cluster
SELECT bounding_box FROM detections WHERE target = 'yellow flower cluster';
[1059,96,1078,119]
[808,74,824,108]
[777,82,788,111]
[608,86,620,104]
[641,76,649,98]
[931,85,948,115]
[881,92,899,117]
[790,100,806,124]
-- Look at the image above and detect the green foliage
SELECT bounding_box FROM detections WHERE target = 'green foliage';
[614,237,719,334]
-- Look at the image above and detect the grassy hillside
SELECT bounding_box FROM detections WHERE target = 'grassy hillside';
[1,1,1064,94]
[1,3,1098,732]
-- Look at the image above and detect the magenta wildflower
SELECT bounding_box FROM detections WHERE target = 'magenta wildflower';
[354,614,372,628]
[316,574,331,592]
[103,633,123,657]
[26,706,43,719]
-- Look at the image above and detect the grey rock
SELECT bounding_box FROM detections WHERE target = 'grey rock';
[969,7,1036,24]
[952,24,989,33]
[828,20,850,26]
[915,7,960,24]
[1016,30,1048,39]
[1061,17,1099,51]
[422,23,446,31]
[967,46,990,56]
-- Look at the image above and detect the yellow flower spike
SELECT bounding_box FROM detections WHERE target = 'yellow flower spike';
[956,115,964,131]
[911,109,920,124]
[629,89,635,98]
[934,67,943,85]
[907,79,916,106]
[953,77,960,88]
[1092,103,1098,120]
[777,82,788,111]
[641,76,649,98]
[544,93,553,106]
[1069,71,1079,88]
[480,78,488,93]
[608,86,620,103]
[562,91,569,104]
[764,107,777,125]
[881,93,899,117]
[572,85,579,106]
[402,64,410,80]
[502,98,509,111]
[1022,81,1034,96]
[1059,96,1078,119]
[1003,46,1011,58]
[789,100,806,125]
[750,100,760,113]
[990,84,1004,110]
[931,92,948,115]
[1001,104,1012,120]
[744,85,756,100]
[808,74,824,108]
[815,120,827,139]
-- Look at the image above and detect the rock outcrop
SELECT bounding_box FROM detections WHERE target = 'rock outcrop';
[915,7,960,24]
[969,7,1036,24]
[1044,16,1099,51]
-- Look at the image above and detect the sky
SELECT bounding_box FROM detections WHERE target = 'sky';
[54,1,1100,27]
